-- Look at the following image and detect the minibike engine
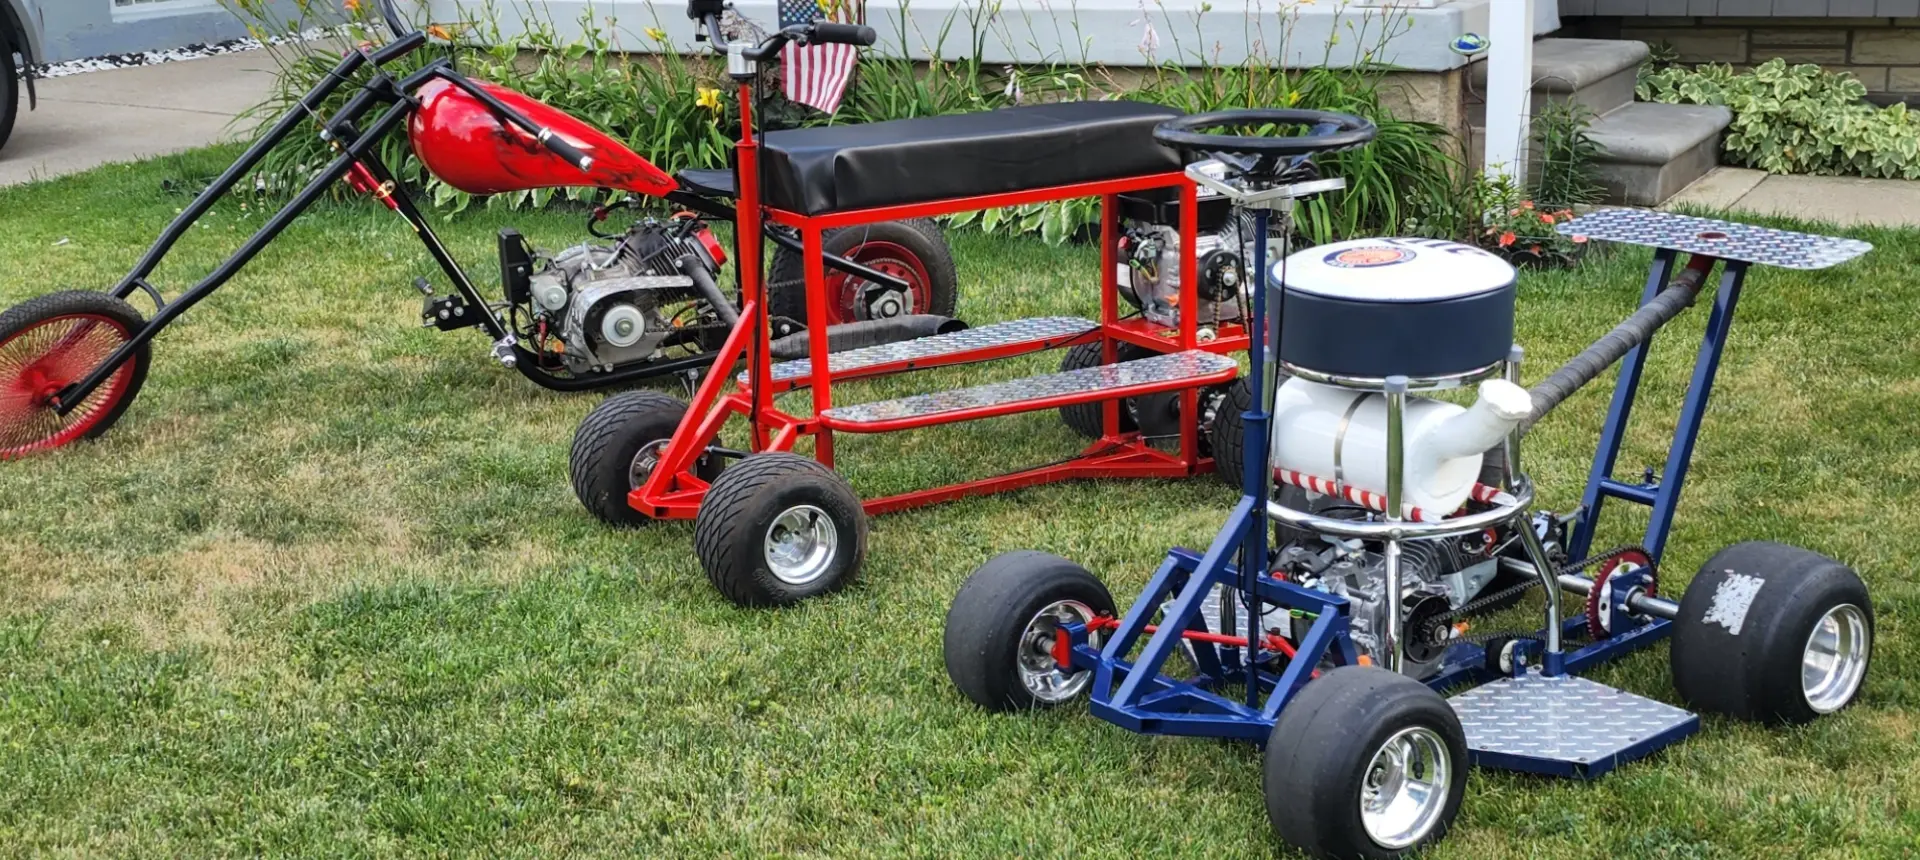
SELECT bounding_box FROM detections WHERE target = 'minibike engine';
[1250,237,1538,676]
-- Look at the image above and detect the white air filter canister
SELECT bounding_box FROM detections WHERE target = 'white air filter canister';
[1270,377,1533,516]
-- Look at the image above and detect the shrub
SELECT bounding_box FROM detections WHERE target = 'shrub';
[1530,100,1604,209]
[1638,58,1920,179]
[1450,174,1587,268]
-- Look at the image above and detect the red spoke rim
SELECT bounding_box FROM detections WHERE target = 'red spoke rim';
[821,240,934,325]
[0,313,136,459]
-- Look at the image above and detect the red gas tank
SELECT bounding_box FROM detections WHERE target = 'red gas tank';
[408,77,678,198]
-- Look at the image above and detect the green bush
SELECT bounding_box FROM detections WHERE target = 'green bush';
[1638,58,1920,179]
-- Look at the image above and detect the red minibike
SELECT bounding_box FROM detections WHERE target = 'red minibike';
[0,0,955,459]
[569,4,1356,607]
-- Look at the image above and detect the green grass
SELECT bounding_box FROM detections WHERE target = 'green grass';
[2,146,1918,858]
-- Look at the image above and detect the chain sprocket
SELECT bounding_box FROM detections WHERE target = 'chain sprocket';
[1416,544,1656,649]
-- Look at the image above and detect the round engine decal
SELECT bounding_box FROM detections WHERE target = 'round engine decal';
[1324,246,1414,268]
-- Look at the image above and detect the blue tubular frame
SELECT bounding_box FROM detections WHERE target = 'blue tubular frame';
[1071,240,1746,753]
[1570,255,1748,564]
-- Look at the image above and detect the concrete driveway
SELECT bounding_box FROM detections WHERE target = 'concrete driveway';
[0,51,279,188]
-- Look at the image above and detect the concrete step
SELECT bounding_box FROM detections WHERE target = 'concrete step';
[1468,38,1649,126]
[1587,102,1732,207]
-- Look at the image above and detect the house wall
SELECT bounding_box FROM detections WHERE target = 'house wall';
[416,0,1559,72]
[1559,12,1920,101]
[26,0,310,64]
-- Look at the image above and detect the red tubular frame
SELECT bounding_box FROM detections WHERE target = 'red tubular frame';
[627,91,1250,521]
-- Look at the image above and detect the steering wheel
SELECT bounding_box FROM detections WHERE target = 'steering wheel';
[1154,109,1375,178]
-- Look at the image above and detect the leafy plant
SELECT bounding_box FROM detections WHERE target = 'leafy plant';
[1470,175,1587,268]
[1530,100,1604,208]
[1639,58,1920,179]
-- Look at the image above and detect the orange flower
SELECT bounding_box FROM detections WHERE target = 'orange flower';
[1509,208,1522,217]
[345,0,362,11]
[1571,234,1589,244]
[428,24,454,40]
[1521,200,1535,210]
[1539,213,1554,225]
[1530,244,1542,254]
[1557,209,1574,221]
[1498,231,1517,247]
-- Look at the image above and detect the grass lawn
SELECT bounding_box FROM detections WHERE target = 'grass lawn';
[1,145,1916,858]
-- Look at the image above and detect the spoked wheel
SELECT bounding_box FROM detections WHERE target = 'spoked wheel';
[1264,666,1467,859]
[944,551,1117,711]
[0,291,152,459]
[694,453,868,607]
[570,391,723,528]
[768,218,958,325]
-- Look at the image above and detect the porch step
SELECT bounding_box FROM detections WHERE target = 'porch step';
[1586,102,1732,207]
[1467,37,1730,206]
[1448,672,1698,779]
[820,349,1238,432]
[742,316,1097,386]
[1468,38,1649,126]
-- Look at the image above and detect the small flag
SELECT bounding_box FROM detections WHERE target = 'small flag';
[779,0,858,114]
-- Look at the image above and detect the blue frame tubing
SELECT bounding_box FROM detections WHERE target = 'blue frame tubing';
[1065,236,1747,744]
[1569,254,1747,564]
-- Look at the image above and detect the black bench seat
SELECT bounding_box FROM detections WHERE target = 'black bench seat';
[676,101,1184,216]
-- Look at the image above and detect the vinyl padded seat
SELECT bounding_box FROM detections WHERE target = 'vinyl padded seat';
[677,168,736,198]
[756,101,1185,215]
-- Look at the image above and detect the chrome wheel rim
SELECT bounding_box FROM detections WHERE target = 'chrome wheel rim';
[1802,603,1869,714]
[763,505,838,586]
[629,440,666,489]
[1017,599,1100,703]
[1360,726,1452,850]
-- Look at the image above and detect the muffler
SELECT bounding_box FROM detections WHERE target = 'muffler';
[769,315,967,360]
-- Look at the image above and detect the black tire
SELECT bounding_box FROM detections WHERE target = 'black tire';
[767,218,958,325]
[1264,666,1468,859]
[1056,341,1151,439]
[1211,377,1252,490]
[1,35,18,153]
[944,550,1116,711]
[1672,541,1873,725]
[0,291,151,456]
[694,452,867,607]
[569,391,720,528]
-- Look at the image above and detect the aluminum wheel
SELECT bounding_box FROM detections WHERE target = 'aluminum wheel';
[1802,603,1870,714]
[1359,726,1452,850]
[628,439,666,489]
[1016,599,1101,703]
[763,504,838,586]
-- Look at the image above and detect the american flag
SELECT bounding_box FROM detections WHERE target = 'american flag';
[779,0,858,114]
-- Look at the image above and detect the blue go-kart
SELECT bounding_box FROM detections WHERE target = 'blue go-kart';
[943,112,1875,858]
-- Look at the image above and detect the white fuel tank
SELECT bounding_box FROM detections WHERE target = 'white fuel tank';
[1270,377,1533,516]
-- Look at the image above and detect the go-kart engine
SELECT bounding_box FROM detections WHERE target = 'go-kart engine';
[523,221,725,375]
[1113,173,1286,330]
[1273,517,1504,679]
[1117,216,1257,328]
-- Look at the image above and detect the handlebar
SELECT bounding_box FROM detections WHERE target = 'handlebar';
[688,2,874,57]
[375,0,415,39]
[811,22,877,47]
